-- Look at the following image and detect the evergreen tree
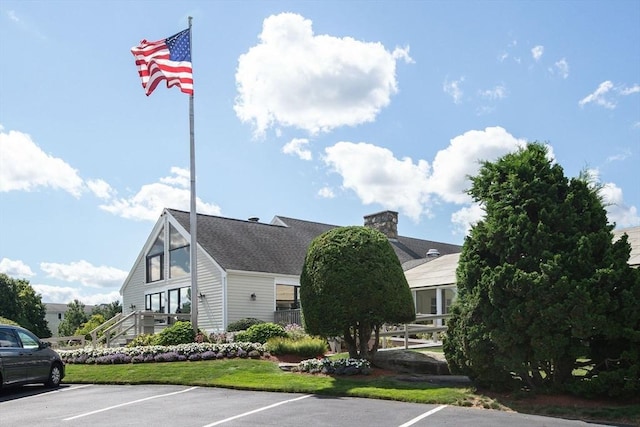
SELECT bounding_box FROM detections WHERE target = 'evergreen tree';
[444,143,639,396]
[300,226,415,359]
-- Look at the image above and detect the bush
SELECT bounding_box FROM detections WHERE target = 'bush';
[127,333,159,347]
[0,316,19,326]
[266,336,327,358]
[235,322,286,344]
[283,323,308,340]
[155,321,195,345]
[296,358,371,375]
[227,318,265,332]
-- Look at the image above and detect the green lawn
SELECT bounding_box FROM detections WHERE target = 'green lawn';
[64,359,470,405]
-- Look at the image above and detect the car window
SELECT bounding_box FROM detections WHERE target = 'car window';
[0,329,20,347]
[16,330,40,349]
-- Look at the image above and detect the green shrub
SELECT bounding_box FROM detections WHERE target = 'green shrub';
[235,322,286,344]
[227,318,265,332]
[284,323,308,340]
[155,321,195,345]
[0,316,19,326]
[266,336,328,358]
[75,314,106,340]
[126,333,159,347]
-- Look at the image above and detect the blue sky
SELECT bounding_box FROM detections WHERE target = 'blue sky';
[1,1,638,305]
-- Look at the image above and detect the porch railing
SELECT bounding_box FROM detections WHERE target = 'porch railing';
[274,309,301,325]
[379,313,451,349]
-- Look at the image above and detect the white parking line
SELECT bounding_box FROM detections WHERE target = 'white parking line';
[201,394,312,426]
[398,405,447,427]
[62,386,198,421]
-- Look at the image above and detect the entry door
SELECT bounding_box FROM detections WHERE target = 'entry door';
[15,329,50,382]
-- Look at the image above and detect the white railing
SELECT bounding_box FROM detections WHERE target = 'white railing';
[379,313,451,349]
[274,309,301,325]
[88,311,192,348]
[42,335,86,349]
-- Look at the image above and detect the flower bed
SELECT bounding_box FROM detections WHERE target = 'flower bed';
[295,358,372,375]
[58,342,265,365]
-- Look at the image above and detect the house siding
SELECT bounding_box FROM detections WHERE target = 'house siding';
[226,271,278,324]
[194,248,225,333]
[122,259,146,314]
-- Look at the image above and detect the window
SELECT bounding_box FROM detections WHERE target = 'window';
[145,292,165,313]
[276,284,300,310]
[169,224,189,278]
[0,329,19,347]
[146,227,165,283]
[168,287,191,314]
[58,313,62,320]
[16,330,39,349]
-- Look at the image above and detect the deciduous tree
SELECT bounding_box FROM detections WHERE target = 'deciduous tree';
[0,273,51,337]
[58,299,88,337]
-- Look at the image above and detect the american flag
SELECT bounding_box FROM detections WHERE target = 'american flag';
[131,28,193,96]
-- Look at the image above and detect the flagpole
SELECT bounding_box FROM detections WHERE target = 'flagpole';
[188,16,198,335]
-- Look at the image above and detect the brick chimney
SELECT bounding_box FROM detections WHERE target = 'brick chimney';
[364,210,398,240]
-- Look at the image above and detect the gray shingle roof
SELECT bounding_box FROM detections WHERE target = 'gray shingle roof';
[168,209,462,275]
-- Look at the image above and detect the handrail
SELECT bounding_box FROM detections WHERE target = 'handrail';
[379,313,452,349]
[103,311,140,348]
[89,313,123,347]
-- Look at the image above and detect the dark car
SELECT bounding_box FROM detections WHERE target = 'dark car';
[0,324,65,389]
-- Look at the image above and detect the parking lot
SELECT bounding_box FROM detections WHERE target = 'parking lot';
[0,384,615,426]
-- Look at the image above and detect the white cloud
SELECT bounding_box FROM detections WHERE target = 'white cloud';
[234,12,410,137]
[0,128,84,197]
[98,168,221,221]
[552,58,570,79]
[531,45,544,61]
[619,84,640,96]
[451,204,485,235]
[324,142,431,221]
[282,138,312,160]
[317,186,335,198]
[7,10,19,22]
[31,283,121,305]
[606,149,631,163]
[427,127,527,204]
[0,258,35,278]
[599,182,640,227]
[479,84,507,100]
[40,260,128,289]
[579,81,616,109]
[86,179,115,199]
[443,77,464,104]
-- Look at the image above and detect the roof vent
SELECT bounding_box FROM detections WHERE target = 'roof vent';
[426,249,440,258]
[248,217,259,222]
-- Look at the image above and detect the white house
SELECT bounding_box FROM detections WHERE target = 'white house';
[401,225,640,323]
[119,209,462,335]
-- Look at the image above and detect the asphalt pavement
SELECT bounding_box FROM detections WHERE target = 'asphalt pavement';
[0,384,617,427]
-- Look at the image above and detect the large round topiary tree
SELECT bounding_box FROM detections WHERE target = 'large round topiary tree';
[300,226,415,360]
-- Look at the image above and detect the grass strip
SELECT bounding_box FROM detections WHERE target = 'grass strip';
[64,359,471,404]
